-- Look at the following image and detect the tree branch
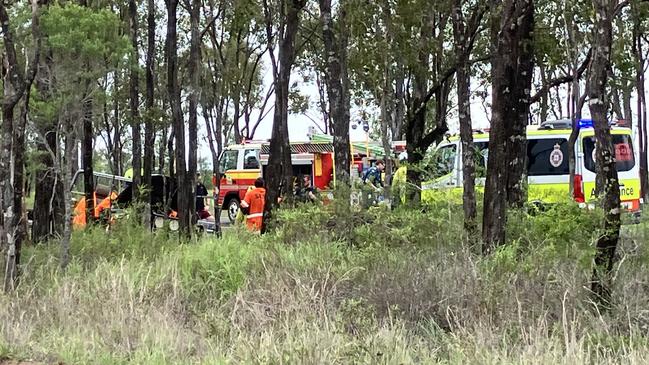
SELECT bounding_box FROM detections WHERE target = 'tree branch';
[614,0,630,16]
[411,55,491,120]
[529,48,592,104]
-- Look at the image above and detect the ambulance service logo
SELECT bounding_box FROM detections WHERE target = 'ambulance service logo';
[549,143,564,168]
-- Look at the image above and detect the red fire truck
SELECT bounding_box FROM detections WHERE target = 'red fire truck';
[217,137,400,222]
[217,140,335,222]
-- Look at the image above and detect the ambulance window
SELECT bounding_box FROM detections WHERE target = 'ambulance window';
[433,144,457,177]
[243,149,260,169]
[527,138,569,176]
[219,150,238,171]
[473,142,489,178]
[582,135,635,173]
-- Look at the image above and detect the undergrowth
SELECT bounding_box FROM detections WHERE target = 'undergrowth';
[2,199,649,364]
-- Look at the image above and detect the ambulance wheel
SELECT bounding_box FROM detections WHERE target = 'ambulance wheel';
[227,198,240,223]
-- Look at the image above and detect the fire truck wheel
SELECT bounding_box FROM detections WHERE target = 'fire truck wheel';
[227,198,240,223]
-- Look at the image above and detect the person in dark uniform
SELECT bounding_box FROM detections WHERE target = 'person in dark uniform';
[196,172,214,222]
[361,160,385,207]
[295,174,317,202]
[362,159,385,190]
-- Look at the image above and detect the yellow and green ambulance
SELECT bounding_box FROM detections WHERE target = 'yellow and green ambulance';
[421,119,641,213]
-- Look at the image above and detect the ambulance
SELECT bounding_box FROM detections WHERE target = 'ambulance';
[422,119,641,214]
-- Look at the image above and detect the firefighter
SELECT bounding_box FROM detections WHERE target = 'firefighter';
[240,177,266,232]
[235,185,255,225]
[72,191,118,229]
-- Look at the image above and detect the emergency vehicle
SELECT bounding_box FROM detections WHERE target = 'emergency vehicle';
[422,119,641,214]
[217,137,389,222]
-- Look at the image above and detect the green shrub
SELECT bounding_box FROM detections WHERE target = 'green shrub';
[178,234,261,303]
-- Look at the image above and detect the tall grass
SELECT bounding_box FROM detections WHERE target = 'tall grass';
[2,201,649,364]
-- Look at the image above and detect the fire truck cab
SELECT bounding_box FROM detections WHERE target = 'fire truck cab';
[217,140,335,222]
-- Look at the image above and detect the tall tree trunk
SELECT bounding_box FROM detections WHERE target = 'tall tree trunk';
[378,0,394,190]
[633,18,648,202]
[405,10,435,205]
[187,0,201,225]
[233,94,242,143]
[504,0,533,207]
[482,0,534,252]
[319,0,351,190]
[129,0,142,204]
[167,128,175,180]
[165,0,191,235]
[60,128,75,269]
[204,106,222,234]
[262,0,307,232]
[8,98,29,287]
[159,126,168,175]
[588,0,619,308]
[112,71,123,176]
[393,65,406,140]
[565,13,585,199]
[79,0,94,225]
[142,0,156,228]
[1,0,40,290]
[33,119,62,242]
[32,0,61,242]
[452,0,477,236]
[82,89,95,225]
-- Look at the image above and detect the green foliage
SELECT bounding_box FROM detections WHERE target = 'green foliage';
[41,4,130,66]
[178,234,261,302]
[4,203,649,363]
[483,203,601,277]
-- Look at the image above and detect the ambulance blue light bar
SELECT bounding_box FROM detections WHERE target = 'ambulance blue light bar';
[577,119,619,129]
[578,119,594,128]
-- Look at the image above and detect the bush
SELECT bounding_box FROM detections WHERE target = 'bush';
[3,202,649,363]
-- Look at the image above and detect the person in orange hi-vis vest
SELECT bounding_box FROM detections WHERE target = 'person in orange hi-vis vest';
[73,191,119,229]
[240,177,266,232]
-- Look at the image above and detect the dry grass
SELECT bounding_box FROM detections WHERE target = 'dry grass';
[1,206,649,364]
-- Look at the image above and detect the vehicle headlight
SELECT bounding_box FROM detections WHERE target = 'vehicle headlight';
[169,220,179,231]
[154,216,165,229]
[327,192,334,200]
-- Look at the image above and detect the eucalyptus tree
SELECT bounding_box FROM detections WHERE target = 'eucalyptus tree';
[345,0,405,185]
[347,0,462,203]
[630,0,649,201]
[482,0,534,251]
[39,3,129,263]
[318,0,352,188]
[203,0,273,144]
[262,0,308,232]
[452,0,488,236]
[165,0,192,235]
[186,0,202,225]
[142,0,158,228]
[588,0,620,308]
[0,0,41,290]
[128,0,142,203]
